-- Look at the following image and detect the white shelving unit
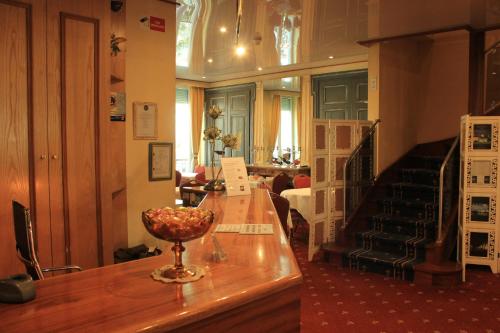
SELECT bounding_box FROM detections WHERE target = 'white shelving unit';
[459,115,500,281]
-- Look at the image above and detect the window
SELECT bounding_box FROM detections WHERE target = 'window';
[275,96,297,162]
[176,0,199,67]
[175,88,192,173]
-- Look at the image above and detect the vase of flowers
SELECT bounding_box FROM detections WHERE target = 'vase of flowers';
[203,105,239,191]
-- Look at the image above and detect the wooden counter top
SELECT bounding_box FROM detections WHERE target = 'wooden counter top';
[0,189,302,333]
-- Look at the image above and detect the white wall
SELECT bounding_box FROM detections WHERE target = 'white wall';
[126,0,176,247]
[369,31,470,174]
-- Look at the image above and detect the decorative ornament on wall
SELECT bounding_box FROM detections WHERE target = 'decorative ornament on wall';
[110,33,127,56]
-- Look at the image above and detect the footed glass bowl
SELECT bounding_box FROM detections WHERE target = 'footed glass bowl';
[142,207,214,282]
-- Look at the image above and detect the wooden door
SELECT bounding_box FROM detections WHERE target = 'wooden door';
[351,77,368,120]
[46,0,111,269]
[227,89,251,161]
[314,71,368,120]
[205,85,254,165]
[0,0,52,277]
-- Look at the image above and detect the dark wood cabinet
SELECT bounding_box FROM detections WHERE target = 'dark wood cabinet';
[205,84,255,164]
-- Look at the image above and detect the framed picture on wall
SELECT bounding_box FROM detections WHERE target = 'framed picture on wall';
[148,142,172,181]
[133,102,158,139]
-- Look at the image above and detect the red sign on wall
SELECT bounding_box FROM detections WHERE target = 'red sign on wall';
[150,16,165,32]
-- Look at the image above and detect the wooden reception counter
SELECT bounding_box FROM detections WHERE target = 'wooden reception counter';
[0,189,302,333]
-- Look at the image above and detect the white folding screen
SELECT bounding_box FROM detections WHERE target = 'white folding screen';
[308,119,372,261]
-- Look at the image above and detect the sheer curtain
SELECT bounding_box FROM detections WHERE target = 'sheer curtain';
[190,86,204,167]
[267,94,281,161]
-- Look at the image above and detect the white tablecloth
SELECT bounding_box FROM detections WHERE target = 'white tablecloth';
[181,172,197,184]
[280,188,311,222]
[248,176,274,189]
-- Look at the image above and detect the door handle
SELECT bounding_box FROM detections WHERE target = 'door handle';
[51,155,58,160]
[40,154,47,160]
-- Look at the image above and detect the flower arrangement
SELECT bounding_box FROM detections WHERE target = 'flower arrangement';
[203,105,240,191]
[221,133,239,150]
[203,126,221,142]
[207,104,223,119]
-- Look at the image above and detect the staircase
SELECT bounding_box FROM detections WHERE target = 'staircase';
[324,139,460,283]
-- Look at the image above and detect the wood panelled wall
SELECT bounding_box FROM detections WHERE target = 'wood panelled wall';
[0,0,112,277]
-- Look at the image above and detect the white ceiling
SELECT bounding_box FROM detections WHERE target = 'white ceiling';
[176,0,500,82]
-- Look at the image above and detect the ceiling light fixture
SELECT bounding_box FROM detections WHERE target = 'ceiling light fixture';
[235,45,246,56]
[282,86,286,89]
[235,0,243,43]
[328,55,334,59]
[207,58,213,63]
[202,76,206,79]
[219,26,227,33]
[233,0,245,57]
[257,67,263,71]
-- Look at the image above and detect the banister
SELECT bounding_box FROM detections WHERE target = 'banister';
[437,135,459,243]
[343,119,381,229]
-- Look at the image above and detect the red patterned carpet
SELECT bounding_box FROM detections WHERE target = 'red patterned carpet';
[291,239,500,333]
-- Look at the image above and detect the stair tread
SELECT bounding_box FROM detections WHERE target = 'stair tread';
[373,213,434,224]
[360,231,415,242]
[401,168,440,174]
[390,182,439,190]
[408,155,445,160]
[349,249,406,262]
[379,198,438,206]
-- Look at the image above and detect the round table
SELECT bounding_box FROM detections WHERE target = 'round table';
[280,188,311,222]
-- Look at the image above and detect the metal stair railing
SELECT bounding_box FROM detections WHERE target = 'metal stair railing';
[343,119,381,229]
[437,135,459,243]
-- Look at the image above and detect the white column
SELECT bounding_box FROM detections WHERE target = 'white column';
[300,75,313,166]
[253,81,265,164]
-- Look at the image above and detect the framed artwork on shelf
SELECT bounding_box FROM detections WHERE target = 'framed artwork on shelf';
[466,120,498,153]
[133,102,158,139]
[472,124,492,150]
[466,194,496,224]
[467,158,498,187]
[465,230,495,259]
[148,142,173,181]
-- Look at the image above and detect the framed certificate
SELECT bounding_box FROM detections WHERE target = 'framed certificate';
[148,142,172,181]
[133,102,158,139]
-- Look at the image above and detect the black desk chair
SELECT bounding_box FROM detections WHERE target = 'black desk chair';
[175,170,182,187]
[269,192,290,238]
[12,201,82,280]
[272,172,291,195]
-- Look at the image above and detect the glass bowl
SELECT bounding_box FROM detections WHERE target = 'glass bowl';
[141,207,214,282]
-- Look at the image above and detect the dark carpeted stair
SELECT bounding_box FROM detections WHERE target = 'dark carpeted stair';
[342,154,445,281]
